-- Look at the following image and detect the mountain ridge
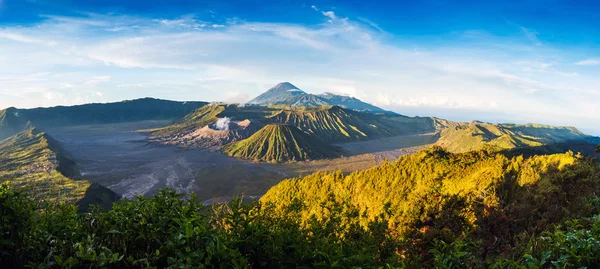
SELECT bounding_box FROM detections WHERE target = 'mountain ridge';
[247,82,392,114]
[0,127,120,210]
[0,98,207,140]
[222,124,344,162]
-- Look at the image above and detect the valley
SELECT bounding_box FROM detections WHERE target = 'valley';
[44,120,435,201]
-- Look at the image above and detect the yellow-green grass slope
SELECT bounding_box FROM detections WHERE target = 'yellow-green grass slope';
[151,104,275,137]
[437,121,590,153]
[0,128,119,209]
[265,105,408,141]
[261,146,600,236]
[154,103,439,142]
[222,124,343,162]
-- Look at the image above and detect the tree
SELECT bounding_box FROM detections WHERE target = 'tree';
[596,145,600,153]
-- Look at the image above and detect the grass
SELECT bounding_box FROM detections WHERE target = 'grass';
[0,128,118,207]
[436,121,590,153]
[222,124,344,162]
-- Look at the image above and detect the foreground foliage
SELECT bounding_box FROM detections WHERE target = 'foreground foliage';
[3,147,600,268]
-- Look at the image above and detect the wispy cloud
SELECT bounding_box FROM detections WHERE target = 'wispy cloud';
[322,11,336,21]
[520,26,542,46]
[576,58,600,66]
[0,11,597,132]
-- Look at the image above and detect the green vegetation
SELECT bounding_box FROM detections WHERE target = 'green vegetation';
[265,105,429,142]
[152,104,275,137]
[3,146,600,268]
[222,124,343,162]
[157,103,438,141]
[437,121,590,153]
[0,128,119,209]
[0,107,30,140]
[0,98,206,140]
[262,146,600,265]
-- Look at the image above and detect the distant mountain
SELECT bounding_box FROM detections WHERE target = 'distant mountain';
[0,98,207,140]
[222,124,343,162]
[247,82,391,114]
[266,105,421,142]
[0,128,120,210]
[247,82,310,105]
[152,104,439,151]
[318,92,388,113]
[437,121,595,153]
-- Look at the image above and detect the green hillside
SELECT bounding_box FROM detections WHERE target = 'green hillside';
[437,121,591,153]
[155,104,439,145]
[261,146,600,262]
[0,98,206,140]
[5,147,600,268]
[265,105,403,142]
[222,124,343,162]
[0,128,119,210]
[0,107,31,140]
[152,104,274,137]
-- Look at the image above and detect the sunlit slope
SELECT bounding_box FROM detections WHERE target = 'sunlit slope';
[265,106,437,142]
[261,146,598,233]
[437,121,591,152]
[152,104,274,137]
[155,104,439,144]
[0,128,119,209]
[222,124,343,162]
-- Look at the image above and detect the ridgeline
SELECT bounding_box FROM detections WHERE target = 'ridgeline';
[222,124,343,162]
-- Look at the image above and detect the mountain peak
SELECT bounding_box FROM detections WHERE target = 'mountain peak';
[271,82,304,93]
[247,82,390,114]
[247,82,306,105]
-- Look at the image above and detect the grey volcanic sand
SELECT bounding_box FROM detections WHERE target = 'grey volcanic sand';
[44,121,290,200]
[44,121,435,201]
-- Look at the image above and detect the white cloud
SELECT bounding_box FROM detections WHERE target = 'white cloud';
[222,91,249,104]
[0,12,597,132]
[322,11,336,20]
[0,31,55,45]
[84,76,111,85]
[576,59,600,66]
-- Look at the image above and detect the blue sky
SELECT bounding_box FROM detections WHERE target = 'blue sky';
[0,0,599,134]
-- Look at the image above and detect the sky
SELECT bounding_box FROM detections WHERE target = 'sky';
[0,0,599,134]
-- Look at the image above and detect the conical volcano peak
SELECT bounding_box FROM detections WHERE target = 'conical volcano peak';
[247,82,390,113]
[273,82,301,91]
[247,82,307,105]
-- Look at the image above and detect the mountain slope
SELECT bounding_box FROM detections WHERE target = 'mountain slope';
[318,92,388,113]
[0,128,119,210]
[153,104,436,148]
[0,98,207,140]
[222,124,343,162]
[265,106,403,142]
[248,82,390,113]
[0,107,30,140]
[261,146,599,237]
[248,82,308,105]
[437,121,592,153]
